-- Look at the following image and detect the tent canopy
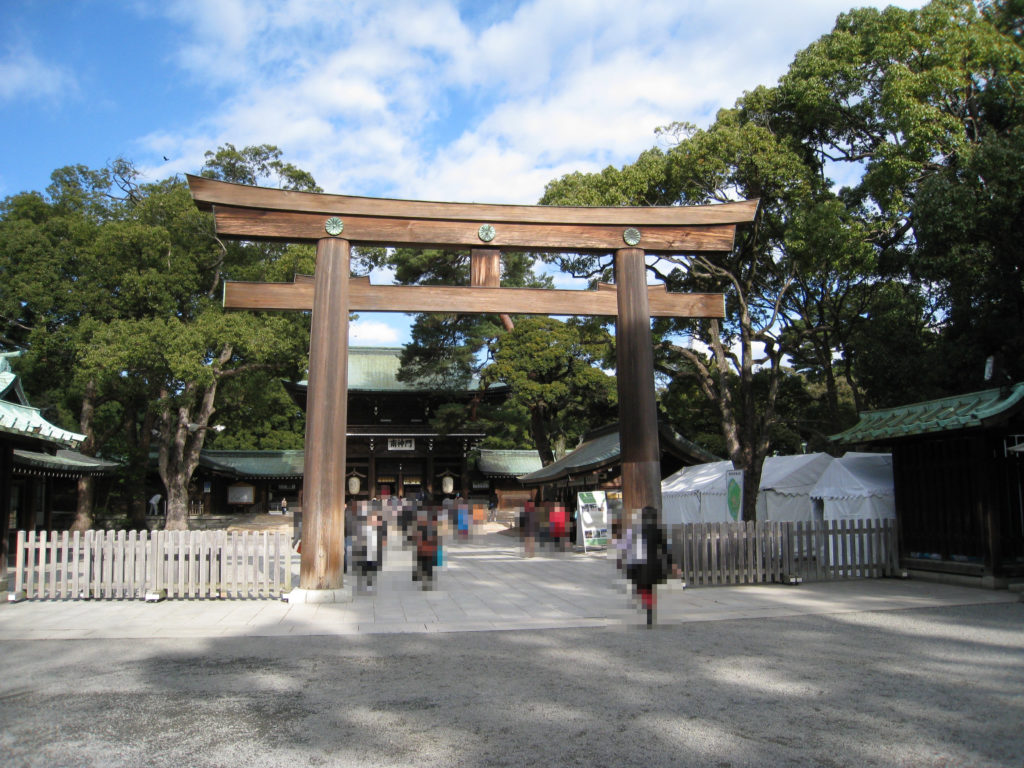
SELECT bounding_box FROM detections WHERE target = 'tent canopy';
[661,459,733,494]
[811,452,893,500]
[758,453,833,495]
[662,452,895,524]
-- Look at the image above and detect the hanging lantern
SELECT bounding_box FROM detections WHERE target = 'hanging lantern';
[441,474,455,495]
[346,470,365,495]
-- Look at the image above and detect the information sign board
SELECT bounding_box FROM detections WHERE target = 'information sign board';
[576,491,610,551]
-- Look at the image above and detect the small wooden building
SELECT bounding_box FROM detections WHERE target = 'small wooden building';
[833,383,1024,587]
[476,448,542,511]
[518,422,718,506]
[191,450,305,515]
[12,449,120,531]
[1,352,95,588]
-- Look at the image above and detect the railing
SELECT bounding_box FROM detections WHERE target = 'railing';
[10,529,294,600]
[669,519,900,587]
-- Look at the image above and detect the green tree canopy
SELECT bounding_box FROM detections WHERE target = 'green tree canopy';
[0,145,315,530]
[480,317,617,465]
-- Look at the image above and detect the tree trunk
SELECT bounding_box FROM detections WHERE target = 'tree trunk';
[530,406,555,466]
[123,404,154,530]
[71,476,95,533]
[158,344,232,531]
[742,461,764,523]
[70,380,98,532]
[126,480,149,530]
[164,471,191,531]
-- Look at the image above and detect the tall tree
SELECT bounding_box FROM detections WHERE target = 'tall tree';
[540,0,1024,517]
[480,317,617,465]
[0,145,315,530]
[776,0,1024,393]
[542,114,821,520]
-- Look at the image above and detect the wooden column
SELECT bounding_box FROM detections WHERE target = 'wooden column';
[471,249,514,331]
[976,434,1001,582]
[44,478,53,531]
[614,247,662,518]
[0,444,11,591]
[300,236,350,590]
[368,451,377,500]
[20,477,34,531]
[470,249,500,286]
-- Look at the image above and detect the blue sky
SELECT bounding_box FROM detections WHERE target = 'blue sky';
[2,0,926,345]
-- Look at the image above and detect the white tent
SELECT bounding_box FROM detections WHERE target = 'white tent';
[661,453,834,525]
[755,453,834,523]
[661,460,733,525]
[811,452,895,521]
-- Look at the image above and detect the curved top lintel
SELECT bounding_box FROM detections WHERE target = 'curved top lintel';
[186,174,759,227]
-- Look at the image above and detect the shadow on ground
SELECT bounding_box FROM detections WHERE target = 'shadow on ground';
[1,601,1022,767]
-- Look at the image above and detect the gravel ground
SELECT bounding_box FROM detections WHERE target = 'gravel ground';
[2,601,1022,767]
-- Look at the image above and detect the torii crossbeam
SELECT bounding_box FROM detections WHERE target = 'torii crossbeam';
[187,175,757,596]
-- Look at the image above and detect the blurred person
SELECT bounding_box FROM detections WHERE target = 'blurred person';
[413,508,439,588]
[625,506,678,626]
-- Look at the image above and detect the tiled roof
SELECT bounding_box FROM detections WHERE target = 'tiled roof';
[14,449,121,477]
[297,347,483,392]
[199,450,306,479]
[0,400,84,448]
[518,423,718,485]
[0,351,83,447]
[476,449,542,477]
[831,383,1024,444]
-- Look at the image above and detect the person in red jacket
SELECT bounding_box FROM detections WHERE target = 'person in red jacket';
[549,502,567,552]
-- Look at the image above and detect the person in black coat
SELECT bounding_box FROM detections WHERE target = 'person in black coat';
[625,506,678,625]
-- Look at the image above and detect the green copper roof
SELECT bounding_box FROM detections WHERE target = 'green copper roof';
[14,449,121,477]
[349,347,421,390]
[476,449,543,477]
[518,423,718,485]
[832,383,1024,444]
[0,400,85,447]
[199,450,306,479]
[0,351,83,447]
[294,347,497,393]
[295,347,474,392]
[520,429,620,484]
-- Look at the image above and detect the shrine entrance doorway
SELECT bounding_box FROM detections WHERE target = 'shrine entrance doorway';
[187,175,756,594]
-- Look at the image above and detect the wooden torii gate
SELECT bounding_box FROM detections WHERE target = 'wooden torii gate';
[187,175,756,596]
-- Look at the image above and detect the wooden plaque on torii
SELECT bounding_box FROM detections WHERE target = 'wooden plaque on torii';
[186,175,757,591]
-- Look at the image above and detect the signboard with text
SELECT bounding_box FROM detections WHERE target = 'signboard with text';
[227,483,255,505]
[576,491,610,551]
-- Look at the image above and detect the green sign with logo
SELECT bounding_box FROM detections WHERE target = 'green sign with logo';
[726,470,743,522]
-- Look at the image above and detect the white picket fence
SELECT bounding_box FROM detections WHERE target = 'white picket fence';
[669,518,900,587]
[11,529,295,600]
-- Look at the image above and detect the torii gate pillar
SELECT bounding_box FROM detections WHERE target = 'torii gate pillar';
[299,237,350,590]
[615,247,662,517]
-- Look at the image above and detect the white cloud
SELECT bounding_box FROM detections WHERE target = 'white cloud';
[139,0,928,205]
[0,45,76,102]
[350,317,402,345]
